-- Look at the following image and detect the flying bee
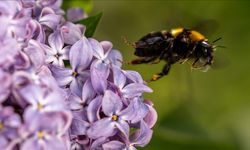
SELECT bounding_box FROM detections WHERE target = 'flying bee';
[125,28,223,81]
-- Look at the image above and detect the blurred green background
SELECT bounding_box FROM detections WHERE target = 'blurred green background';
[66,0,250,149]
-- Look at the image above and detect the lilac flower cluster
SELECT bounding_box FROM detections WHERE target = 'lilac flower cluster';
[0,0,157,150]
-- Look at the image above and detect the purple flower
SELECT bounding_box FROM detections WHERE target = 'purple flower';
[87,90,149,139]
[50,37,93,96]
[0,1,30,39]
[143,100,158,128]
[103,120,153,150]
[0,1,158,149]
[68,79,96,111]
[70,110,90,136]
[43,30,70,67]
[0,70,12,103]
[21,112,71,150]
[20,84,67,120]
[0,39,20,69]
[112,66,153,99]
[61,22,85,45]
[90,39,122,94]
[37,7,61,30]
[0,106,22,149]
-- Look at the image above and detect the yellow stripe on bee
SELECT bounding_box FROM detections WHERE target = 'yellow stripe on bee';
[189,30,206,41]
[170,28,184,38]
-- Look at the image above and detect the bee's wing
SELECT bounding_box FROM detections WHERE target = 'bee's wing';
[191,19,220,38]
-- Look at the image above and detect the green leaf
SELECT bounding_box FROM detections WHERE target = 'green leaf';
[62,0,93,13]
[77,12,103,37]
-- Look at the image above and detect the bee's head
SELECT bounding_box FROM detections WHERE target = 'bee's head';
[193,40,214,68]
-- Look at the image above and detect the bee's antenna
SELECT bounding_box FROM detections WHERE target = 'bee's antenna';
[212,37,222,43]
[213,45,226,49]
[121,36,136,48]
[215,45,226,48]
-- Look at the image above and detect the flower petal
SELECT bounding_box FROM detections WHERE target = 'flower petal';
[89,38,104,59]
[90,60,109,94]
[115,120,129,138]
[124,70,144,84]
[87,96,102,123]
[91,137,108,150]
[21,137,41,150]
[70,78,83,97]
[87,118,115,139]
[49,65,73,87]
[68,94,84,110]
[48,30,64,52]
[70,117,90,135]
[144,100,158,128]
[119,98,149,123]
[70,37,93,70]
[122,83,153,99]
[101,41,112,56]
[61,22,82,45]
[60,46,70,59]
[24,40,46,70]
[82,78,96,103]
[102,90,123,116]
[44,137,68,150]
[0,70,11,103]
[112,65,126,89]
[108,50,123,67]
[19,84,43,106]
[102,140,126,150]
[130,120,153,147]
[39,7,61,29]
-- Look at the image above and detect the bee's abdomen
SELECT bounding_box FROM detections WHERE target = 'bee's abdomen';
[134,31,171,57]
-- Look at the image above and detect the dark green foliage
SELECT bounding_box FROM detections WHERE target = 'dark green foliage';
[77,12,103,37]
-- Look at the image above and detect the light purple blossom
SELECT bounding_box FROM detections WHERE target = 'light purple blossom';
[50,37,93,96]
[112,65,153,99]
[0,106,22,149]
[0,0,157,149]
[20,84,67,120]
[102,120,153,150]
[0,70,11,103]
[37,7,62,29]
[43,30,70,66]
[87,90,149,139]
[21,112,71,150]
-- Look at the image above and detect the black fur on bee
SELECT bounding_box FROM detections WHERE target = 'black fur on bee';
[127,28,220,81]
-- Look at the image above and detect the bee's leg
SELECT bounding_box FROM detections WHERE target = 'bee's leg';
[149,63,171,82]
[191,58,199,68]
[126,57,157,65]
[150,58,161,64]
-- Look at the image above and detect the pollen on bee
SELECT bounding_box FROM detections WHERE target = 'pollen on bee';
[151,74,160,81]
[189,30,205,41]
[170,28,184,38]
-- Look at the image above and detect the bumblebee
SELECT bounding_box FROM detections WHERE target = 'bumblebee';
[127,28,222,81]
